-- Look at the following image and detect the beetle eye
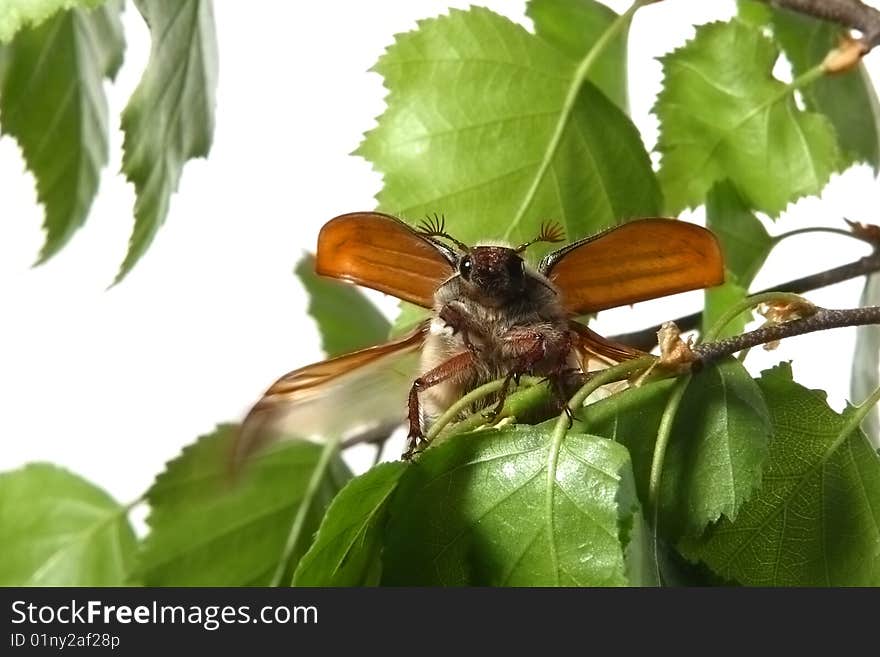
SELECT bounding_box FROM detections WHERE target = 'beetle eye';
[507,256,525,278]
[459,255,473,280]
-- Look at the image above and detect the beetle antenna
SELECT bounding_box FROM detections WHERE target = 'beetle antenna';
[417,213,470,252]
[515,221,566,253]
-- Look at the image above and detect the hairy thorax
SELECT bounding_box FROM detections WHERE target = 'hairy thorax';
[420,270,574,417]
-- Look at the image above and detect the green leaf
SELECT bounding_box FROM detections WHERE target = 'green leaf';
[0,2,124,261]
[763,4,880,169]
[665,362,771,536]
[138,425,350,586]
[293,461,407,586]
[0,0,105,42]
[735,0,772,26]
[702,181,772,337]
[681,364,880,586]
[704,282,750,339]
[117,0,218,282]
[623,496,661,587]
[583,358,772,538]
[526,0,629,111]
[358,6,660,257]
[707,181,772,288]
[656,19,841,216]
[295,253,390,358]
[660,545,739,586]
[851,275,880,448]
[576,378,675,501]
[0,464,137,586]
[381,426,651,586]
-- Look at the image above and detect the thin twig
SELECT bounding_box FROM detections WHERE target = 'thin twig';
[609,249,880,351]
[763,0,880,49]
[692,305,880,367]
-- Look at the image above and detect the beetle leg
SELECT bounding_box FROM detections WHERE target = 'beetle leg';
[503,327,579,426]
[405,351,477,459]
[503,328,548,372]
[483,371,516,421]
[550,375,575,428]
[481,329,552,422]
[439,303,485,356]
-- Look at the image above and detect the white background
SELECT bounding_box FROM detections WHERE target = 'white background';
[2,0,879,508]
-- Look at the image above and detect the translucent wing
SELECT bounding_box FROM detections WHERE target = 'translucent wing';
[316,212,456,308]
[569,320,644,368]
[541,218,724,316]
[234,322,429,467]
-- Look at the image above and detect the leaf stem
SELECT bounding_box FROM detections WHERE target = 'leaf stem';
[831,384,880,454]
[546,356,655,489]
[502,0,648,241]
[123,495,146,514]
[703,291,809,342]
[786,63,826,96]
[62,494,147,557]
[770,226,866,247]
[648,377,689,519]
[425,376,544,443]
[426,379,507,441]
[646,373,691,585]
[570,356,656,419]
[270,437,340,587]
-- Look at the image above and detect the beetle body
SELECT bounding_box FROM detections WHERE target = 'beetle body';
[235,212,724,464]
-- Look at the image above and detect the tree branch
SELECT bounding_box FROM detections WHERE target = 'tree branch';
[608,248,880,351]
[423,303,880,445]
[763,0,880,49]
[692,305,880,367]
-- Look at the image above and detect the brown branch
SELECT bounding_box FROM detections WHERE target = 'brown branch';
[609,249,880,351]
[692,305,880,367]
[763,0,880,49]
